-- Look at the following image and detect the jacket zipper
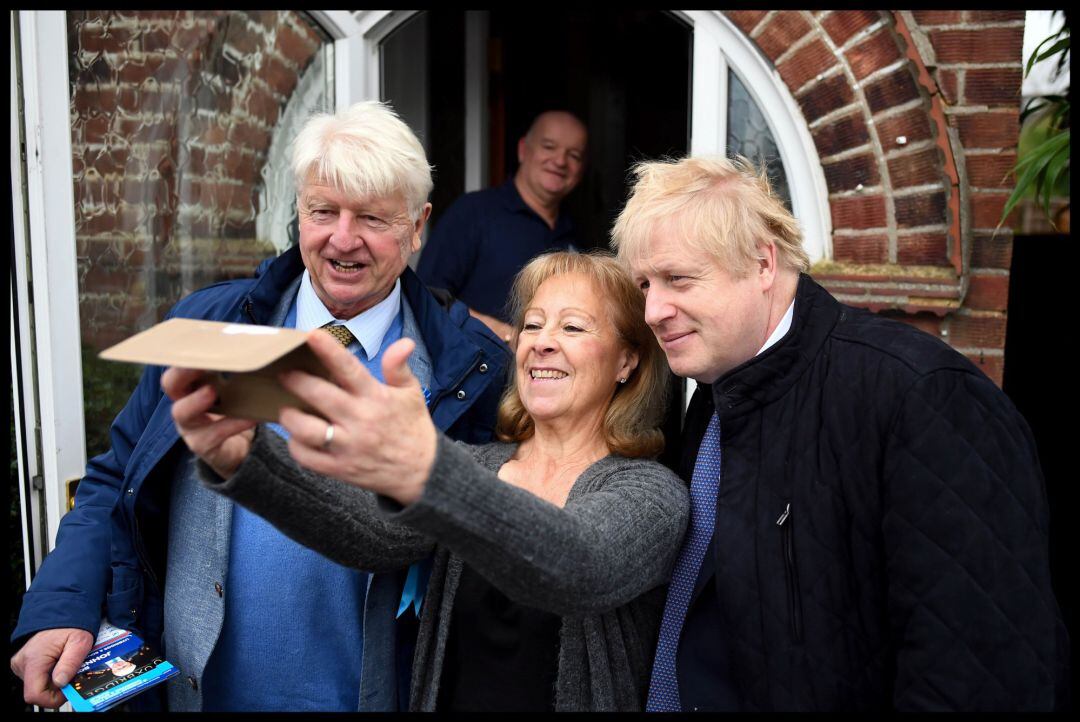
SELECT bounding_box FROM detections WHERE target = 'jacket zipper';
[776,503,803,642]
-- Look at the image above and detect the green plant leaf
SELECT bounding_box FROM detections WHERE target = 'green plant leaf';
[1035,37,1070,66]
[999,131,1070,229]
[1041,130,1071,221]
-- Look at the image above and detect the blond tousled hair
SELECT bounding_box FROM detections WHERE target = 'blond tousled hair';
[291,101,434,222]
[496,251,669,458]
[610,155,809,276]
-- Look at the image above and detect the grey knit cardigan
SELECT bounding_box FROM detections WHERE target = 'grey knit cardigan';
[199,428,689,711]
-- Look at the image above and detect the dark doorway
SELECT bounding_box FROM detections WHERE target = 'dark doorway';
[1002,233,1073,696]
[489,10,692,249]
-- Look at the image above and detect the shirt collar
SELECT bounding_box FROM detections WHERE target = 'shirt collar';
[756,298,795,356]
[499,177,574,233]
[295,271,402,360]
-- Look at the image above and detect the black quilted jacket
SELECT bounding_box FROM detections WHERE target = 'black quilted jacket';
[675,274,1069,711]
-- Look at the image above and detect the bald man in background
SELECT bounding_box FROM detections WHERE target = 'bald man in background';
[417,110,587,342]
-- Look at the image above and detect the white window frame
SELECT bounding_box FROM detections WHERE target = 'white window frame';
[681,11,832,261]
[11,10,86,568]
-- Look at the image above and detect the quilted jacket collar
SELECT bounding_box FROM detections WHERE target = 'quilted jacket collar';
[711,273,843,418]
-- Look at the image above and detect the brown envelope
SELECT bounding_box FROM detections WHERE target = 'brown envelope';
[99,318,332,423]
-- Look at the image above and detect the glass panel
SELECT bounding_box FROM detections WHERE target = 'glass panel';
[67,10,333,458]
[726,67,792,210]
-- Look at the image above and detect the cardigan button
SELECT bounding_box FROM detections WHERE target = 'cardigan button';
[214,582,223,597]
[187,676,198,690]
[456,390,466,400]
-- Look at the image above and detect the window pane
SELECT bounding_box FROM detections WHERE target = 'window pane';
[726,67,791,210]
[67,10,333,458]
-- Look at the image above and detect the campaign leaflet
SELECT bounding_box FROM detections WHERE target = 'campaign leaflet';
[61,621,179,712]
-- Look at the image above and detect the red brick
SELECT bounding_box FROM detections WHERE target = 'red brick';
[198,120,228,146]
[970,232,1013,269]
[223,13,262,56]
[929,28,1024,64]
[116,56,162,84]
[936,69,960,105]
[754,12,813,62]
[887,146,943,188]
[278,21,321,68]
[966,152,1017,189]
[797,73,855,124]
[261,54,300,99]
[864,67,921,113]
[961,352,1003,386]
[964,67,1022,106]
[777,39,837,92]
[896,231,950,265]
[965,11,1025,23]
[823,154,879,193]
[951,110,1018,149]
[946,313,1007,348]
[79,25,133,54]
[227,122,272,153]
[812,112,870,156]
[965,273,1010,311]
[140,27,173,53]
[821,10,883,46]
[845,28,902,81]
[832,233,888,263]
[249,10,281,34]
[910,10,963,27]
[895,191,947,228]
[75,86,118,114]
[78,114,111,145]
[875,109,934,150]
[971,192,1017,229]
[222,148,259,185]
[156,56,192,82]
[245,88,282,129]
[725,10,769,35]
[830,195,887,230]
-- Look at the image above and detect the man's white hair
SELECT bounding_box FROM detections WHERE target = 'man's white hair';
[291,101,434,221]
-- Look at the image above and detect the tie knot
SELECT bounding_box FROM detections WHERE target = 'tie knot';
[321,323,356,348]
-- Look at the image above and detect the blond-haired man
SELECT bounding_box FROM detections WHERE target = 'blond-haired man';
[612,156,1068,711]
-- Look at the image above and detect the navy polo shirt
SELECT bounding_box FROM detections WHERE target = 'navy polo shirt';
[417,179,577,322]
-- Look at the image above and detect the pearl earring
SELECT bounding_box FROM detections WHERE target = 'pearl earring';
[618,377,627,384]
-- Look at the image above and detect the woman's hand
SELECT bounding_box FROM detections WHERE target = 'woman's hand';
[277,331,437,506]
[162,367,256,479]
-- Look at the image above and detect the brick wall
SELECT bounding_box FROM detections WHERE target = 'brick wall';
[724,10,1025,385]
[69,10,326,349]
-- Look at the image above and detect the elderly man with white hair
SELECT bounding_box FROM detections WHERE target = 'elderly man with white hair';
[10,102,510,712]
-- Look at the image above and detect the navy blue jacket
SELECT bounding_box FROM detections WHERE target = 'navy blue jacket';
[417,179,576,322]
[673,274,1068,711]
[12,246,511,663]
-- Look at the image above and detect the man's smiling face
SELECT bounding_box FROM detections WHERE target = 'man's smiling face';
[629,229,772,384]
[297,183,426,319]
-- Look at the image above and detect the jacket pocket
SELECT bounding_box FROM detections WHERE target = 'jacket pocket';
[776,503,803,643]
[106,564,144,632]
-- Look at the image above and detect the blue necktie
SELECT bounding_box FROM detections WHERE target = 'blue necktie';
[646,412,721,712]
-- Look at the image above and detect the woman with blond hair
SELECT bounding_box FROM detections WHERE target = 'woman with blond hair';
[163,251,689,711]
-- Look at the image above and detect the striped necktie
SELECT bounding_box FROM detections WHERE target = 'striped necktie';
[321,322,355,348]
[646,412,722,711]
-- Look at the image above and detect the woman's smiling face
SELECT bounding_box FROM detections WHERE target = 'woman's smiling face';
[515,272,638,430]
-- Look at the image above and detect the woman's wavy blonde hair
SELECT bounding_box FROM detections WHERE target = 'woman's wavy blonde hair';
[495,251,669,458]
